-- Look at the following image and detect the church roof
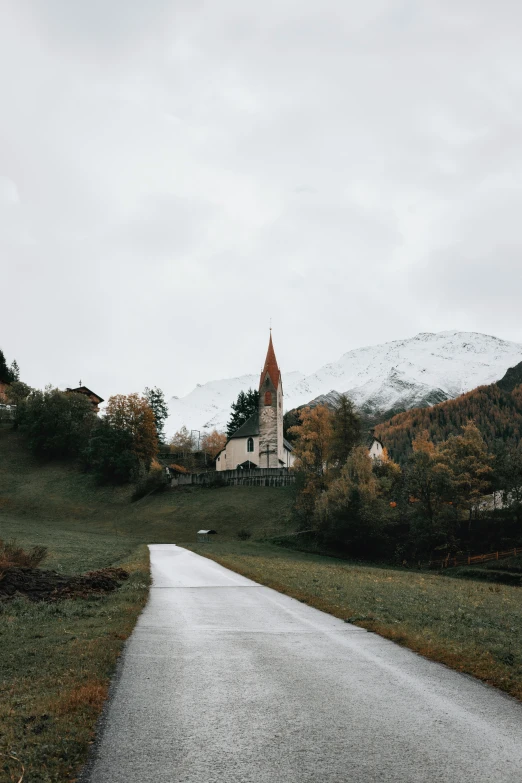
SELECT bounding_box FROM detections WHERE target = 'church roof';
[259,333,281,390]
[228,412,259,440]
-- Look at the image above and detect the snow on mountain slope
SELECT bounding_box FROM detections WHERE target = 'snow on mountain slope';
[165,332,522,436]
[166,371,305,435]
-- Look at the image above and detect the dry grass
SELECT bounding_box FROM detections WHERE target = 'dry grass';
[0,545,150,782]
[190,542,522,702]
[53,681,108,716]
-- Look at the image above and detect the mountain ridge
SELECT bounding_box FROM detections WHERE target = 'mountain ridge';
[374,359,522,462]
[165,331,522,436]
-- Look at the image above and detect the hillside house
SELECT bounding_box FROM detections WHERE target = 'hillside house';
[369,436,385,461]
[66,385,104,413]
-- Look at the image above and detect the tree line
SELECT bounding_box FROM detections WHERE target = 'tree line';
[290,397,522,563]
[374,370,522,464]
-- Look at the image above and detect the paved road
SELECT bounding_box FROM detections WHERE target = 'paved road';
[85,545,522,782]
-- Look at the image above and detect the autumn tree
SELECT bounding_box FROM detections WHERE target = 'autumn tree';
[404,431,453,525]
[492,441,522,524]
[438,421,493,521]
[201,429,227,459]
[330,394,361,466]
[169,426,194,453]
[227,389,259,437]
[144,387,169,443]
[289,405,334,478]
[289,405,334,519]
[105,393,158,470]
[315,446,392,556]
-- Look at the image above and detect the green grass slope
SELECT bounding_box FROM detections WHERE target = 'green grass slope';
[0,429,295,551]
[0,429,294,782]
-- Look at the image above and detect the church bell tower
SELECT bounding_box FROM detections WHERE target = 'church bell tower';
[258,332,284,468]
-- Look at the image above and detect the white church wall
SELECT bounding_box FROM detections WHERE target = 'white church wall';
[216,436,260,471]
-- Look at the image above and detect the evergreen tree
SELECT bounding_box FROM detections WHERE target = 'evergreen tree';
[144,386,169,443]
[330,394,361,466]
[9,360,20,381]
[227,388,260,437]
[83,418,138,484]
[0,349,13,383]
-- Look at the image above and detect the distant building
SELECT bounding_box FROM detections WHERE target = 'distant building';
[216,334,294,471]
[369,436,385,461]
[66,384,104,413]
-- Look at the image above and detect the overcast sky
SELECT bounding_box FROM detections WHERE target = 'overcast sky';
[2,1,522,399]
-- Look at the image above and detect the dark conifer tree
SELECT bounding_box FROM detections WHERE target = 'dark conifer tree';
[331,394,361,465]
[227,388,260,437]
[144,387,169,443]
[0,349,13,383]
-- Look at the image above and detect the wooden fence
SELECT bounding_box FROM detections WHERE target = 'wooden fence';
[170,467,295,488]
[429,547,520,570]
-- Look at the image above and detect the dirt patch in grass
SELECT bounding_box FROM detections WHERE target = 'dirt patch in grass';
[0,566,129,602]
[0,546,150,783]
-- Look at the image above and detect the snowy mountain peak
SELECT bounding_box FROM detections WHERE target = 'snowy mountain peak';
[165,331,522,436]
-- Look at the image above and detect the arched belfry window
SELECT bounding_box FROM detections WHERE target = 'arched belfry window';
[264,391,272,406]
[247,437,254,453]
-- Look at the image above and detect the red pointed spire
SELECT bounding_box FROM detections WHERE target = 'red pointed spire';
[259,332,281,390]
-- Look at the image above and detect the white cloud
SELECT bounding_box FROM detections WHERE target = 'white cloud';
[1,0,521,399]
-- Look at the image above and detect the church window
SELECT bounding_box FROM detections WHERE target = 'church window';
[247,437,254,452]
[264,391,272,406]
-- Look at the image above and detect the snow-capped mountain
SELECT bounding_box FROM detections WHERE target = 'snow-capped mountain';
[165,331,522,436]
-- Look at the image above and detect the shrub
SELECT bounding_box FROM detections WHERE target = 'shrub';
[450,567,522,586]
[237,529,252,541]
[0,539,47,571]
[82,419,138,484]
[131,466,169,502]
[484,556,522,573]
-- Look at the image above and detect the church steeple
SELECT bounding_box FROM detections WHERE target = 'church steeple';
[259,331,281,391]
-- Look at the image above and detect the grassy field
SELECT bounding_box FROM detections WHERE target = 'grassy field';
[0,544,149,783]
[0,430,295,782]
[187,541,522,701]
[2,427,522,780]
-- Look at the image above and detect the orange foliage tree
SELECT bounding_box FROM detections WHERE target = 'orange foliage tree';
[289,405,334,518]
[201,430,227,459]
[105,393,158,469]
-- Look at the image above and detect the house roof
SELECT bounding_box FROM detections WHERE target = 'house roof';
[283,438,293,452]
[259,333,281,390]
[228,412,260,440]
[66,386,104,404]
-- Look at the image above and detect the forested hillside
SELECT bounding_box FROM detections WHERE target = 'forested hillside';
[375,362,522,463]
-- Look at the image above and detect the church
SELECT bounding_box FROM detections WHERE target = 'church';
[215,334,295,471]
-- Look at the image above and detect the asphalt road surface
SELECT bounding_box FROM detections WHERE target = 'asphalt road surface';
[85,544,522,782]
